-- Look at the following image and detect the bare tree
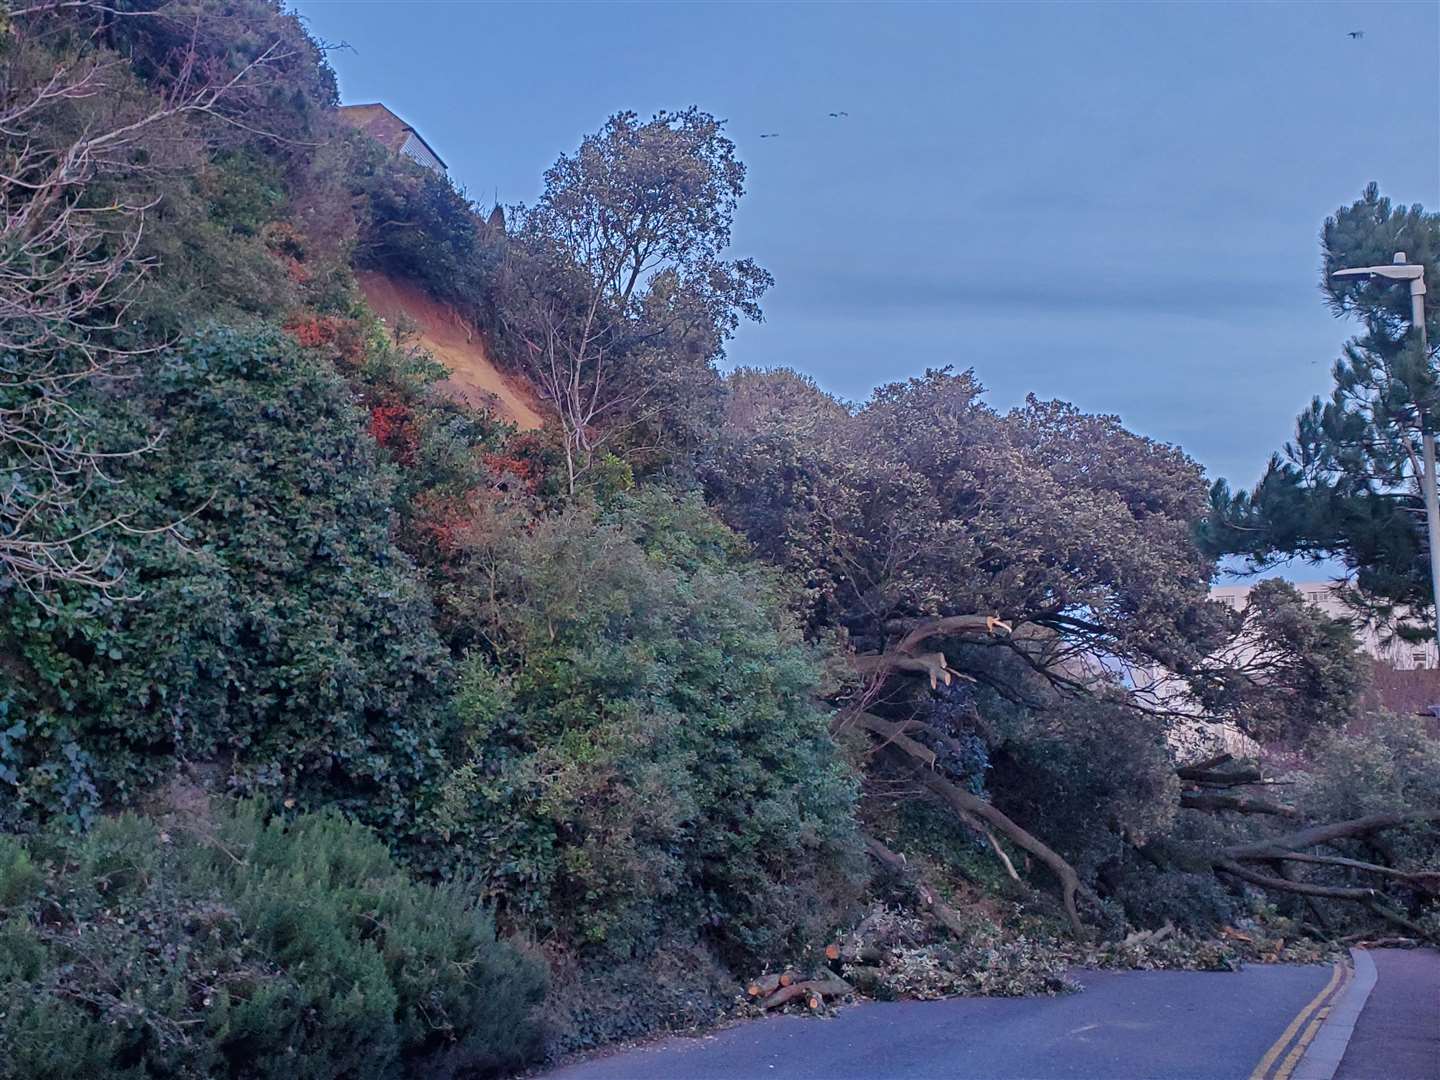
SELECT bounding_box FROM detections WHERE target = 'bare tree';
[497,242,638,495]
[0,4,288,601]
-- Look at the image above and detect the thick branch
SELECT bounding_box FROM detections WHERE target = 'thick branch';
[852,713,936,769]
[894,614,1012,655]
[1268,852,1440,886]
[863,835,970,939]
[1180,792,1299,818]
[1215,860,1379,901]
[852,651,972,691]
[1223,811,1440,862]
[879,744,1092,938]
[1180,767,1264,788]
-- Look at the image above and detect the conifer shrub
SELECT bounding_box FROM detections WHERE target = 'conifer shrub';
[0,801,544,1080]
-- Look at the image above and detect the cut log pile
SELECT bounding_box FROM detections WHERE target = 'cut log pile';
[744,969,853,1013]
[744,933,905,1014]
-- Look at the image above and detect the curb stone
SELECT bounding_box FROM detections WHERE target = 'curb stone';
[1292,948,1378,1080]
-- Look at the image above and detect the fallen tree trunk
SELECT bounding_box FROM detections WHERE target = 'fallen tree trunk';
[759,983,807,1010]
[863,835,970,939]
[760,977,852,1011]
[1181,792,1299,818]
[746,973,784,998]
[878,743,1094,938]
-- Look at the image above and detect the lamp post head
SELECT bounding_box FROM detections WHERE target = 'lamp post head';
[1331,260,1425,284]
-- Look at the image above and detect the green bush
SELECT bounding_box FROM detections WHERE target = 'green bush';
[429,489,864,967]
[1,326,451,833]
[0,801,544,1080]
[1303,711,1440,819]
[1300,712,1440,882]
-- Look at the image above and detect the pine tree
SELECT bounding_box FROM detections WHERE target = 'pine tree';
[1201,184,1440,633]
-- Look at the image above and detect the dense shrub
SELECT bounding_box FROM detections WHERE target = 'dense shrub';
[1300,712,1440,884]
[0,801,545,1080]
[428,490,864,967]
[1302,710,1440,819]
[1,327,451,832]
[542,940,737,1060]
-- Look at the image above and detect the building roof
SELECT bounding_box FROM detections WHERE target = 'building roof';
[336,102,448,171]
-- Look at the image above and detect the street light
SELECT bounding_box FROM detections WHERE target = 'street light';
[1331,253,1437,649]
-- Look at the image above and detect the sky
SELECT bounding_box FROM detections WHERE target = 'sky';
[295,0,1439,492]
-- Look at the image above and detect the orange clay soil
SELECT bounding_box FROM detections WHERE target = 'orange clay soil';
[357,270,543,430]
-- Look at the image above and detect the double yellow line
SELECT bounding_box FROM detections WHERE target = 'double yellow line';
[1249,959,1353,1080]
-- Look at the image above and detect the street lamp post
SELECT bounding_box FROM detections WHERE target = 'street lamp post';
[1331,253,1436,650]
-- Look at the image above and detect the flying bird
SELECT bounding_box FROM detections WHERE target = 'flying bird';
[1348,30,1364,39]
[759,132,781,138]
[828,111,849,118]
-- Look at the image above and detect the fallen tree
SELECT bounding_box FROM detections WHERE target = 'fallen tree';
[1176,774,1440,940]
[839,614,1097,939]
[845,610,1440,945]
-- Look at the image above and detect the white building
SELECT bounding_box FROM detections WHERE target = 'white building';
[1211,581,1438,671]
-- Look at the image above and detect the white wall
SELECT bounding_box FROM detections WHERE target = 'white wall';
[400,132,446,176]
[1211,582,1438,671]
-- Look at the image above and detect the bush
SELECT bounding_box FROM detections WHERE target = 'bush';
[1299,712,1440,882]
[541,940,737,1060]
[0,801,545,1080]
[1302,711,1440,819]
[428,489,864,968]
[0,326,451,834]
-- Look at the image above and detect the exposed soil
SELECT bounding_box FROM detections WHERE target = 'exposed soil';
[357,270,543,430]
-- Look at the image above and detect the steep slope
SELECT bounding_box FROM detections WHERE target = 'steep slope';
[358,270,543,430]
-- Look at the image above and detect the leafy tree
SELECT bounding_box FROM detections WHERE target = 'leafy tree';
[1202,184,1440,633]
[705,367,1223,672]
[1186,579,1368,744]
[496,109,772,493]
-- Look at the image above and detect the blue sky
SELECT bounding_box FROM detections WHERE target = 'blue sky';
[296,0,1438,491]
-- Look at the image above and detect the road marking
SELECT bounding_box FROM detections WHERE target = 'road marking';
[1249,961,1347,1080]
[1291,949,1378,1080]
[1274,996,1337,1080]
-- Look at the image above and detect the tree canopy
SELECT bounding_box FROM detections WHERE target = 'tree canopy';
[1202,184,1440,632]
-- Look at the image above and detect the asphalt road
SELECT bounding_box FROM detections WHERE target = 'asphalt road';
[543,964,1337,1080]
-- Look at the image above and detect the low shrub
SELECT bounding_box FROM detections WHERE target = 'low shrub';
[0,801,545,1080]
[541,939,737,1061]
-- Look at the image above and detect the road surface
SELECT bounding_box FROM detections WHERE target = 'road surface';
[1336,948,1439,1080]
[544,963,1342,1080]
